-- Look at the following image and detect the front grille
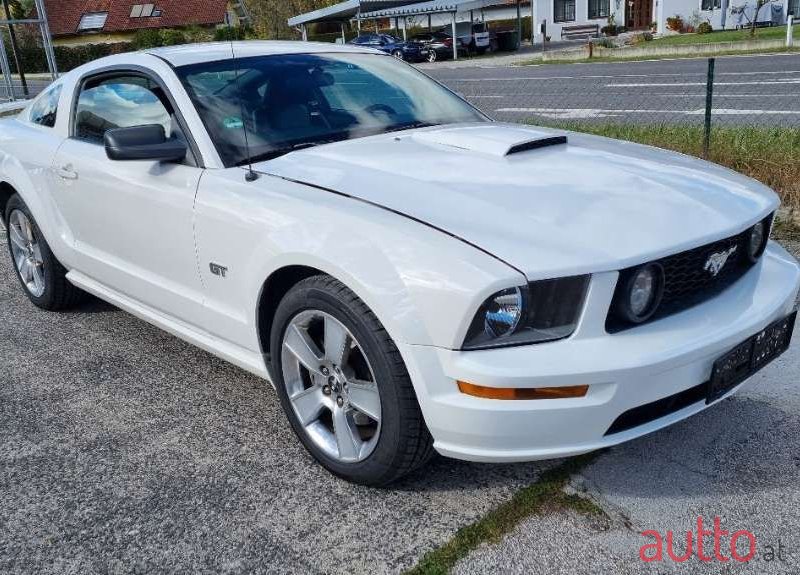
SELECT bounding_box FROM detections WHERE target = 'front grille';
[606,216,772,333]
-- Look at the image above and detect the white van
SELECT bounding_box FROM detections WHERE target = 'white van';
[454,21,491,53]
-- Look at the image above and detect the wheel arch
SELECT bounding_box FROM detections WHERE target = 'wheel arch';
[255,264,324,365]
[0,180,17,223]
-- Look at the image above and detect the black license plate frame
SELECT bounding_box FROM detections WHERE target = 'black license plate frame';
[707,311,797,404]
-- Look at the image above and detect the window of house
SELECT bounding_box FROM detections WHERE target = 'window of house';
[130,4,155,17]
[77,12,108,31]
[29,84,62,128]
[588,0,610,19]
[554,0,576,22]
[700,0,721,9]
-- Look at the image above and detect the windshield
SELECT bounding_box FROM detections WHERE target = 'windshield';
[176,52,486,167]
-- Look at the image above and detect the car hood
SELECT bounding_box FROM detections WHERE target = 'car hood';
[256,123,778,279]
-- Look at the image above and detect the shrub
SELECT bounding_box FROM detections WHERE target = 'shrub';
[666,15,684,32]
[697,22,713,34]
[213,25,255,42]
[601,24,619,36]
[133,28,163,49]
[160,29,187,46]
[629,32,654,44]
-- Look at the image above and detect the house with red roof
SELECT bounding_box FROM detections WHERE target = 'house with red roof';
[43,0,249,46]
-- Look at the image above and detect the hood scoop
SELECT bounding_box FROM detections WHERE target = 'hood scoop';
[411,124,567,157]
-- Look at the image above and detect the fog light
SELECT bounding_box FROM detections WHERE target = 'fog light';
[617,263,664,324]
[747,221,768,262]
[457,381,589,400]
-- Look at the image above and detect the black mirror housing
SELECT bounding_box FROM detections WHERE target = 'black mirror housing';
[104,124,187,162]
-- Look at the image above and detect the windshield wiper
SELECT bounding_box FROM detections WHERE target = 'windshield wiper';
[383,121,440,134]
[243,139,342,165]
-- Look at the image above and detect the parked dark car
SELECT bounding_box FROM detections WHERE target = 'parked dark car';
[349,34,429,62]
[409,31,454,62]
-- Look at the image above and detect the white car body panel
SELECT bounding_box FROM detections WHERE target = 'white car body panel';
[261,123,779,280]
[0,43,797,465]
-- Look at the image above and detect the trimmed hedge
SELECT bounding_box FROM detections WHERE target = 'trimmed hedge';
[4,40,135,73]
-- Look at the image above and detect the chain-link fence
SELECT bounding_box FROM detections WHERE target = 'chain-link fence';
[431,54,800,223]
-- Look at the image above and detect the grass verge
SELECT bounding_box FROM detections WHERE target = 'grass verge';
[516,46,800,66]
[405,453,604,575]
[529,122,800,222]
[648,25,800,46]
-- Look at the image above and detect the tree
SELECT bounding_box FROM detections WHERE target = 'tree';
[729,0,777,36]
[247,0,342,40]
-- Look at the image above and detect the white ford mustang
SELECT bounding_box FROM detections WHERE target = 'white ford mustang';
[1,42,798,485]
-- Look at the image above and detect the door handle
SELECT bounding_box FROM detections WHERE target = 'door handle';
[56,165,78,180]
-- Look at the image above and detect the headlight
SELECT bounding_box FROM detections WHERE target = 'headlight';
[747,220,768,262]
[463,275,590,350]
[614,263,664,324]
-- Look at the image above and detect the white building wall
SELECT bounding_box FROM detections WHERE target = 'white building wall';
[657,0,791,33]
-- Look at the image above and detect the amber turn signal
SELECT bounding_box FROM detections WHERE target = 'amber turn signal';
[457,381,589,400]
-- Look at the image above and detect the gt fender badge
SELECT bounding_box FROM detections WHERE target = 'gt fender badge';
[704,246,737,277]
[210,263,228,278]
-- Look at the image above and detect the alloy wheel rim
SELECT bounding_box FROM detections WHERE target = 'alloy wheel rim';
[281,310,382,463]
[8,210,45,298]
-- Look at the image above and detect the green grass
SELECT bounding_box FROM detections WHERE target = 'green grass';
[404,454,605,575]
[516,45,800,66]
[528,123,800,217]
[649,24,800,46]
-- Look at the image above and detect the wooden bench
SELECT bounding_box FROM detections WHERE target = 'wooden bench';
[560,24,600,40]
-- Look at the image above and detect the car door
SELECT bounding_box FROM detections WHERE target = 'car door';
[51,70,205,322]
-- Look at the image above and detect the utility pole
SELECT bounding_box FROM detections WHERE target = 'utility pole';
[1,0,29,97]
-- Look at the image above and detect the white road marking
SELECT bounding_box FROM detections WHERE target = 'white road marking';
[608,79,800,87]
[496,107,800,118]
[447,69,800,82]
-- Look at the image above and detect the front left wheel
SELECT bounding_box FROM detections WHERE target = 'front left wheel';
[4,194,85,310]
[270,275,434,486]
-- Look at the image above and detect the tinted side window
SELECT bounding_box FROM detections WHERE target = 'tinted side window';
[29,84,62,128]
[74,75,173,144]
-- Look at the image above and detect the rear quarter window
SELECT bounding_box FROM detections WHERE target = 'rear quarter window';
[28,84,62,128]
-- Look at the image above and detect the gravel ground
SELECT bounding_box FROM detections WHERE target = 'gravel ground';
[0,233,556,575]
[1,226,797,575]
[455,241,800,574]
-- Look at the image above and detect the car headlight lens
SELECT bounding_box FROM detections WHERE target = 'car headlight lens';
[747,220,768,262]
[615,263,664,324]
[463,276,590,350]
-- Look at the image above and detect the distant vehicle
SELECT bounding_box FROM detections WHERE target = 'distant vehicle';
[410,31,454,62]
[452,21,491,54]
[349,33,429,62]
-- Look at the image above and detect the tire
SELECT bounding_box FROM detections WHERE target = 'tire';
[4,194,85,311]
[270,275,434,486]
[392,49,404,60]
[427,50,438,63]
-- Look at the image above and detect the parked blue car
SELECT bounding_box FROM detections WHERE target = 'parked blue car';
[349,34,429,62]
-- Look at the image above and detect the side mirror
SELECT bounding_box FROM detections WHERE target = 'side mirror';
[104,124,187,162]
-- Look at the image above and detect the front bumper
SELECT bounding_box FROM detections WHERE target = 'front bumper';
[400,242,800,462]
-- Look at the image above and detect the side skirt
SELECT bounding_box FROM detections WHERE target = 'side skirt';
[67,270,271,383]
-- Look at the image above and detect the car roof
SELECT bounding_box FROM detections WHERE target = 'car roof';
[146,41,383,67]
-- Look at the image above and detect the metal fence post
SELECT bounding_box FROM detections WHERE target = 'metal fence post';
[703,58,715,160]
[0,38,15,101]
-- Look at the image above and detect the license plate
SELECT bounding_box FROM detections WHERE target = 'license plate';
[708,311,797,404]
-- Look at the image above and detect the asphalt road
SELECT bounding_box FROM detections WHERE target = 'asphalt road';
[454,243,800,575]
[0,230,555,575]
[426,52,800,127]
[1,224,798,574]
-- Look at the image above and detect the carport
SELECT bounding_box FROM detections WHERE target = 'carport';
[359,0,530,60]
[288,1,412,43]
